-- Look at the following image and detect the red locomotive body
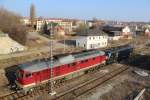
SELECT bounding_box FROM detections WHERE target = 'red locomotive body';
[15,50,106,92]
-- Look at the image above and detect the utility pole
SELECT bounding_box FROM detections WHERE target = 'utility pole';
[48,23,56,95]
[64,36,66,53]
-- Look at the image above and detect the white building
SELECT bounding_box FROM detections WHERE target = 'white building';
[122,26,133,39]
[122,26,131,35]
[21,17,30,25]
[145,28,150,33]
[76,29,108,50]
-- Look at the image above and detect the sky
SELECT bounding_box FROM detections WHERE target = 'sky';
[0,0,150,21]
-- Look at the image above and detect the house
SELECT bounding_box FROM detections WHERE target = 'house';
[144,28,150,36]
[21,17,31,25]
[76,28,108,50]
[107,31,123,41]
[102,25,133,40]
[43,22,65,36]
[122,26,133,39]
[47,22,65,36]
[102,25,123,41]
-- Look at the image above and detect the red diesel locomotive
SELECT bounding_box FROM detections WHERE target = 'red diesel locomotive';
[15,50,106,92]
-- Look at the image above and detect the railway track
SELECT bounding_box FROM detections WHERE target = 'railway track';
[53,65,129,100]
[0,65,128,100]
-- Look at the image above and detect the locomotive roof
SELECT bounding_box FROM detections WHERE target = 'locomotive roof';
[18,50,105,73]
[104,45,133,53]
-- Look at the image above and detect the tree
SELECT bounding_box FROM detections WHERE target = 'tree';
[75,23,88,34]
[30,4,36,28]
[92,17,105,28]
[42,21,49,35]
[0,8,28,45]
[9,25,28,45]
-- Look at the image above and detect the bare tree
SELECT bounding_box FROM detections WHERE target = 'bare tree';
[0,8,21,33]
[30,4,36,28]
[0,8,28,45]
[42,21,49,35]
[92,17,105,28]
[75,23,88,34]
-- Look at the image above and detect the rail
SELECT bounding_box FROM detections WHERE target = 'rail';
[53,65,128,99]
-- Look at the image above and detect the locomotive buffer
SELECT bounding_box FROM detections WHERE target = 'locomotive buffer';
[48,23,56,95]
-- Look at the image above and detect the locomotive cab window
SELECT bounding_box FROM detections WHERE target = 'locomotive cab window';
[93,57,96,60]
[16,70,23,78]
[68,62,76,67]
[81,60,84,63]
[25,73,32,78]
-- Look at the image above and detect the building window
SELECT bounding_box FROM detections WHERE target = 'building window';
[93,37,95,40]
[90,44,92,48]
[89,37,91,40]
[25,73,32,78]
[84,44,86,47]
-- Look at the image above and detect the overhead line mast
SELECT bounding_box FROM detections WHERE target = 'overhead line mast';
[49,23,56,95]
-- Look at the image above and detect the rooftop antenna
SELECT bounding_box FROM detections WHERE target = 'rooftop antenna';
[48,23,56,95]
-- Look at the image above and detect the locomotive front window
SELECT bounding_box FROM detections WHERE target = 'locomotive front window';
[16,70,23,78]
[25,73,32,78]
[93,57,96,60]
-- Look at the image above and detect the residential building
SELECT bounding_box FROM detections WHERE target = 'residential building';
[102,25,123,41]
[107,31,122,41]
[145,28,150,36]
[36,18,73,34]
[76,28,108,50]
[47,23,65,36]
[122,26,133,39]
[103,25,133,40]
[21,17,31,25]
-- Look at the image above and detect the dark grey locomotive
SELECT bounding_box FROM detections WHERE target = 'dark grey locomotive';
[104,45,133,64]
